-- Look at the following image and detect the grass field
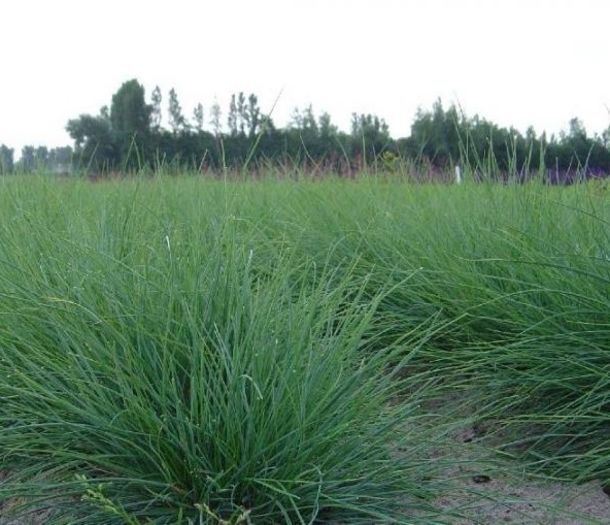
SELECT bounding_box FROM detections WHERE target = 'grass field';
[0,174,609,524]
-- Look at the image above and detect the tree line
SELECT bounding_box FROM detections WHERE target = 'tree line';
[1,78,609,178]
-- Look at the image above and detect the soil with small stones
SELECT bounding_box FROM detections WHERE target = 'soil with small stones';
[407,394,610,524]
[423,432,610,524]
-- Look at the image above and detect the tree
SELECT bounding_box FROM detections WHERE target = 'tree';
[350,113,391,165]
[227,94,238,136]
[289,107,303,129]
[409,100,461,165]
[301,105,318,139]
[193,103,204,132]
[151,86,162,129]
[0,145,14,174]
[567,117,587,140]
[66,114,118,170]
[48,146,73,173]
[319,112,337,137]
[168,88,187,133]
[100,105,110,121]
[19,146,50,172]
[35,146,49,167]
[236,92,247,135]
[210,98,222,136]
[302,106,317,130]
[20,146,37,171]
[110,79,152,138]
[351,114,390,141]
[260,115,275,134]
[602,126,610,149]
[559,117,590,167]
[245,94,261,137]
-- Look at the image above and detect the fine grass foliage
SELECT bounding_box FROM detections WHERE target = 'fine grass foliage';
[0,173,609,523]
[0,176,442,524]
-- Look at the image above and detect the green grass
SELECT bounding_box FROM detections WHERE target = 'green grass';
[0,173,608,523]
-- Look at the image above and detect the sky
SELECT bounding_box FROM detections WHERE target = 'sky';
[1,0,609,156]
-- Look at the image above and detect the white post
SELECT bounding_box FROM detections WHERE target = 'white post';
[455,164,462,184]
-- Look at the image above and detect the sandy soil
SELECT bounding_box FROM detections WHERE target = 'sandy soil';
[408,407,610,525]
[433,477,610,524]
[425,441,610,524]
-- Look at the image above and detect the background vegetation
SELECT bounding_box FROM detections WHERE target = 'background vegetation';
[1,79,609,178]
[0,174,608,523]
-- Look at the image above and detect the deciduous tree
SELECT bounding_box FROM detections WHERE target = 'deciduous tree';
[168,88,187,133]
[0,145,14,174]
[210,99,222,136]
[193,103,204,132]
[110,79,152,138]
[151,86,162,129]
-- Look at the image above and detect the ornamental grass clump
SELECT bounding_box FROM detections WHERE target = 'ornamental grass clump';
[269,178,610,480]
[0,180,440,523]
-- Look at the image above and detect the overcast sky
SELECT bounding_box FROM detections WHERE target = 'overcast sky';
[1,0,609,155]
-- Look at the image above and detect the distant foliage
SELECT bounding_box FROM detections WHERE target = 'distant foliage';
[150,85,162,130]
[399,99,610,180]
[0,144,14,174]
[192,103,204,132]
[7,79,610,177]
[110,79,152,139]
[168,87,187,134]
